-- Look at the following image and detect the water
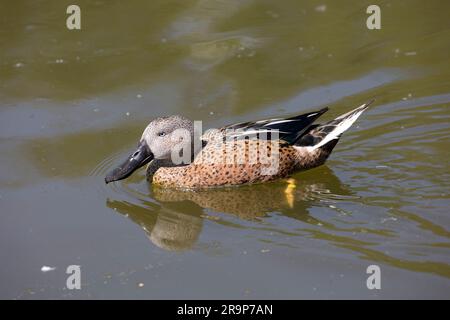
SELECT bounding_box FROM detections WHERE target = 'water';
[1,0,449,299]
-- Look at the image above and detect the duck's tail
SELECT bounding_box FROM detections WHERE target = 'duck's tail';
[295,100,373,152]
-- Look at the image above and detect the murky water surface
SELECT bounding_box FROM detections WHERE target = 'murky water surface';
[1,0,449,299]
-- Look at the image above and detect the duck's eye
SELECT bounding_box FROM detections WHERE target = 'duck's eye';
[157,132,166,137]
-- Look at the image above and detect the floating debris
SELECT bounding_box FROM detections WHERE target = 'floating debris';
[404,51,417,56]
[138,282,144,288]
[125,112,130,116]
[55,59,64,64]
[260,249,270,253]
[41,266,56,272]
[315,5,327,12]
[14,62,25,68]
[381,217,398,224]
[136,94,142,99]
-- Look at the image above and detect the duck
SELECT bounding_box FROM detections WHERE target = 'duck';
[105,100,373,189]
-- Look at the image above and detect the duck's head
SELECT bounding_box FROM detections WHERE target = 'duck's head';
[105,115,193,184]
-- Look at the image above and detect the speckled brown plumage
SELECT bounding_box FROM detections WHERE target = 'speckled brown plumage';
[151,139,333,189]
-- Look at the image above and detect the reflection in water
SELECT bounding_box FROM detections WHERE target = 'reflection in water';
[107,198,203,251]
[152,167,352,219]
[106,162,450,279]
[165,0,260,71]
[107,166,354,250]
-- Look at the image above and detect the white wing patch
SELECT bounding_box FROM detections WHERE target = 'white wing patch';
[263,119,297,126]
[304,103,369,151]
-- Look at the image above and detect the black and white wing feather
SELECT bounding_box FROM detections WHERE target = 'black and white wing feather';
[209,107,329,144]
[296,100,373,150]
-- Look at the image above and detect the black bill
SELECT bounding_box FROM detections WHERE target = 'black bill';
[105,141,153,184]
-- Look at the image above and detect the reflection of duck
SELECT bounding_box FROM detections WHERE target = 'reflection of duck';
[107,166,354,251]
[105,101,372,188]
[107,198,203,252]
[151,166,353,219]
[153,182,284,218]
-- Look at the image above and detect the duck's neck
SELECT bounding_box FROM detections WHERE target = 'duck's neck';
[145,134,204,181]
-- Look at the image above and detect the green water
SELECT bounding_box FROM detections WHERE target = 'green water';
[1,0,449,299]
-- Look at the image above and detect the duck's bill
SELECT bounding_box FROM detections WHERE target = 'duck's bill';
[105,142,153,184]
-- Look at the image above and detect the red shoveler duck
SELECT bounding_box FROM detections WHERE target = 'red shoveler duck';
[105,100,373,189]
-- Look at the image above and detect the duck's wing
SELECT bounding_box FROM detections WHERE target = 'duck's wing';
[295,100,373,150]
[214,107,329,144]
